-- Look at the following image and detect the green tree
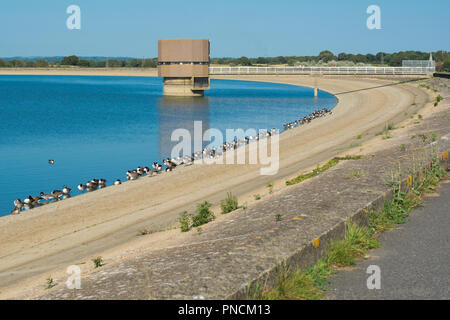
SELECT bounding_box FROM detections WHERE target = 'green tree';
[35,59,49,67]
[275,56,287,64]
[256,57,268,64]
[11,59,25,67]
[143,59,157,68]
[61,55,79,66]
[236,56,252,66]
[318,50,336,63]
[78,59,90,67]
[25,60,36,68]
[337,53,349,61]
[443,59,450,72]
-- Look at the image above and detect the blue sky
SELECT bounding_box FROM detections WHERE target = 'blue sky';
[0,0,448,58]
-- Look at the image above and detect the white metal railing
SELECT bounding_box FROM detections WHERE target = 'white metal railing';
[209,66,435,75]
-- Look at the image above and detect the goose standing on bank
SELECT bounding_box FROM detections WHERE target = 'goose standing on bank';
[126,170,140,181]
[13,199,24,211]
[98,179,107,188]
[40,192,54,202]
[62,185,72,195]
[30,195,43,206]
[52,190,63,200]
[86,180,99,191]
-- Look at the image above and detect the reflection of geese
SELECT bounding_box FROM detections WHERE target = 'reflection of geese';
[11,207,21,215]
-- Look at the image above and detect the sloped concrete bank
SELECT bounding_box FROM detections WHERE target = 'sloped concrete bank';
[34,105,450,300]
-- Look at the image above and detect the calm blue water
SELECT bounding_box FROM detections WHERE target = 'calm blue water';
[0,75,336,216]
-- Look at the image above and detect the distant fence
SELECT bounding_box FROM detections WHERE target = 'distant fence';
[209,66,435,75]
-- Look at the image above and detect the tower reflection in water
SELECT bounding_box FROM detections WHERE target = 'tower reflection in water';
[157,96,210,160]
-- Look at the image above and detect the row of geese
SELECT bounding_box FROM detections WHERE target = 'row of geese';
[8,108,333,216]
[11,186,73,214]
[283,108,332,130]
[9,128,281,215]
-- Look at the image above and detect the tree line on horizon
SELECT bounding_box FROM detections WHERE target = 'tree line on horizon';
[0,55,158,69]
[212,50,450,71]
[0,50,449,72]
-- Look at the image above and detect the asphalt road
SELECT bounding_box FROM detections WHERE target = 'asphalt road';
[327,178,450,300]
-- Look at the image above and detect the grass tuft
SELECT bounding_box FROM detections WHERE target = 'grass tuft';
[92,256,103,268]
[179,211,191,232]
[191,201,215,227]
[221,192,239,214]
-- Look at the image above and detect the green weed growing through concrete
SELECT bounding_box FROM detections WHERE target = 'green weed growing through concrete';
[221,192,239,214]
[286,156,364,186]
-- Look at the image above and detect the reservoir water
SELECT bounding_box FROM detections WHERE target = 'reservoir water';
[0,75,337,217]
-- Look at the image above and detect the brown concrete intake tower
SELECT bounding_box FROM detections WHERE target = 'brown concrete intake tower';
[158,39,210,97]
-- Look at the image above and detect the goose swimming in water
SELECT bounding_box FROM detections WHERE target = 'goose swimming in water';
[48,160,55,165]
[78,184,87,191]
[113,179,121,185]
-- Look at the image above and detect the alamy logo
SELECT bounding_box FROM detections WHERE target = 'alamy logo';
[366,5,381,30]
[66,5,81,30]
[366,265,381,290]
[66,265,81,289]
[171,121,279,176]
